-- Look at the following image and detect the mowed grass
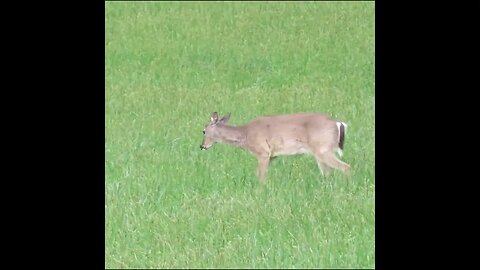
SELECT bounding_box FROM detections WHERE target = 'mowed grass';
[106,2,374,269]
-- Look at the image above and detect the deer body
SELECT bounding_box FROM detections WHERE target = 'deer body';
[201,112,350,183]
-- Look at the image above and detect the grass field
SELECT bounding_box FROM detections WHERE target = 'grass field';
[105,1,374,268]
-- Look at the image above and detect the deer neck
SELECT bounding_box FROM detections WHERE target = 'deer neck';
[216,125,247,148]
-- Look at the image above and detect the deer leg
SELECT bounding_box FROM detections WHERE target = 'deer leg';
[317,150,351,175]
[256,155,270,183]
[314,155,332,176]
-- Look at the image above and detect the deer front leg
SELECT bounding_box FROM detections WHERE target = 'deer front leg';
[256,155,270,184]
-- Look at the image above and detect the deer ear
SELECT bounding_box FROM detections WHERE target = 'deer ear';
[211,112,219,123]
[219,113,231,124]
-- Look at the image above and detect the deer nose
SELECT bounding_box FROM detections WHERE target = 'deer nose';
[200,145,205,150]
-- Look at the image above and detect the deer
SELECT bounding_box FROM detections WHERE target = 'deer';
[200,112,351,183]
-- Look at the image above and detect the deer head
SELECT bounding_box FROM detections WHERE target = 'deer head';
[200,112,231,150]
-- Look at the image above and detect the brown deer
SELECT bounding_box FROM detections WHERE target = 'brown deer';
[200,112,350,183]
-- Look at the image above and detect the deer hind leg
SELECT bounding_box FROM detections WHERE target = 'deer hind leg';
[315,148,351,175]
[314,156,332,176]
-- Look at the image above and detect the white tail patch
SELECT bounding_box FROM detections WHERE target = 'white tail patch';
[336,121,347,157]
[336,121,348,134]
[336,121,347,138]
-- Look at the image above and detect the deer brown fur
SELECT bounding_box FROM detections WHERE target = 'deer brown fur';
[200,112,350,183]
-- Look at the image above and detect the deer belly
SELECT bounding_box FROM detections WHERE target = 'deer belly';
[270,139,310,156]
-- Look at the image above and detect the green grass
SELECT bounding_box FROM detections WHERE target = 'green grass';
[106,1,374,268]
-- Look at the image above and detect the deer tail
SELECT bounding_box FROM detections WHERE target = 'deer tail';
[336,121,347,156]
